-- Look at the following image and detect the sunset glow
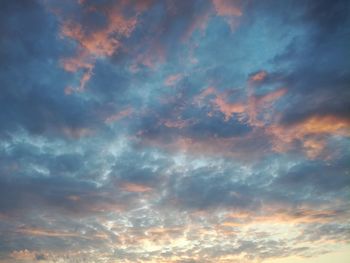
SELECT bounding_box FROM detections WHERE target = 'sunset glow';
[0,0,349,262]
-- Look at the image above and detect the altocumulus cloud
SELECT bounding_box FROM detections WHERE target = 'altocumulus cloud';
[0,0,349,262]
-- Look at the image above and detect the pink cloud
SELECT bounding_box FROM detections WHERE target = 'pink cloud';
[161,118,192,129]
[194,85,286,124]
[137,112,350,161]
[249,70,268,82]
[255,88,287,105]
[54,2,139,94]
[17,227,81,238]
[131,42,166,70]
[120,182,153,193]
[16,226,109,240]
[213,95,245,121]
[222,207,349,226]
[268,115,350,158]
[105,107,133,124]
[247,87,287,126]
[164,73,183,86]
[212,0,242,17]
[61,55,94,73]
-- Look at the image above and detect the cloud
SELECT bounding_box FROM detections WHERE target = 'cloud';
[105,107,133,124]
[249,70,268,82]
[120,182,153,193]
[55,0,139,93]
[1,0,349,262]
[222,207,349,227]
[213,93,245,121]
[194,86,246,122]
[212,0,243,29]
[166,171,257,210]
[269,115,350,157]
[212,0,242,17]
[61,9,137,57]
[164,73,183,86]
[273,154,350,193]
[161,118,192,129]
[10,250,35,261]
[0,0,104,139]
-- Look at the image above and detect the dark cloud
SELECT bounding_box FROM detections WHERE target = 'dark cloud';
[274,156,350,193]
[268,0,350,125]
[302,0,350,37]
[165,168,257,210]
[0,0,101,138]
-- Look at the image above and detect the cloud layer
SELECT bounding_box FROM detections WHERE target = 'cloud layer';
[0,0,349,262]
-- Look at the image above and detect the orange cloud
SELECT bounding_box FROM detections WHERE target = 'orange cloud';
[222,207,349,227]
[61,9,137,57]
[16,227,109,241]
[164,73,183,86]
[194,84,286,125]
[185,84,346,159]
[255,88,287,105]
[269,115,350,157]
[17,227,81,238]
[61,55,93,73]
[247,87,287,126]
[10,250,40,261]
[290,115,349,135]
[78,68,93,92]
[212,0,242,30]
[105,107,133,124]
[56,2,139,93]
[213,94,245,121]
[249,70,268,82]
[120,182,153,193]
[212,0,242,17]
[194,86,238,117]
[302,138,327,159]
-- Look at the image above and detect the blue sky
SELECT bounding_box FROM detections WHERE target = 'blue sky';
[0,0,349,262]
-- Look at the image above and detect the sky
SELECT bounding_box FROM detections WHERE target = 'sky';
[0,0,349,262]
